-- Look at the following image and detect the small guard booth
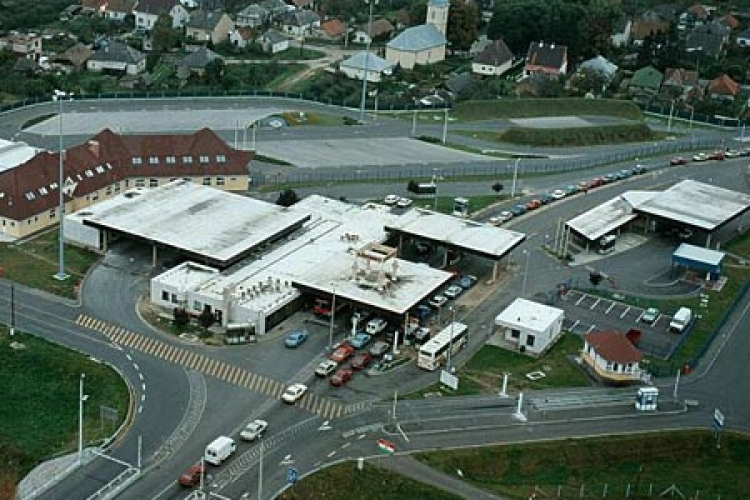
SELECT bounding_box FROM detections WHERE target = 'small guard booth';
[635,386,659,411]
[672,243,725,281]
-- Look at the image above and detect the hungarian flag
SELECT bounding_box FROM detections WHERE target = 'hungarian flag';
[377,438,395,454]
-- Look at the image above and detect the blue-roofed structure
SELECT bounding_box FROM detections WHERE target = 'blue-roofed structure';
[386,24,446,69]
[672,243,724,279]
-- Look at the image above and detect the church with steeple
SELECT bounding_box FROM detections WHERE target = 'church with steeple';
[385,0,449,70]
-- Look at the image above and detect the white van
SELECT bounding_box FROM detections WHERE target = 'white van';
[204,436,236,465]
[669,307,692,333]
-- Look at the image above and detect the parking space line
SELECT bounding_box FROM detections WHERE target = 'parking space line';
[605,302,616,314]
[575,294,587,306]
[570,320,580,331]
[586,324,597,333]
[590,298,601,310]
[620,306,631,319]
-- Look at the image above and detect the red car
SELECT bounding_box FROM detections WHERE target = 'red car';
[329,342,355,363]
[351,352,373,370]
[587,177,605,189]
[670,156,688,165]
[178,464,205,487]
[707,151,725,161]
[525,199,542,210]
[330,368,353,387]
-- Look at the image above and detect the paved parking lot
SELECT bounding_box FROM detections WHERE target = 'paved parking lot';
[559,290,680,358]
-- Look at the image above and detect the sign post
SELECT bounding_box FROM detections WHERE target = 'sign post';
[377,438,395,472]
[713,408,724,449]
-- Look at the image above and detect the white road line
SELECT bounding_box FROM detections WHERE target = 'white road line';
[586,324,597,333]
[590,298,601,310]
[133,363,139,371]
[141,383,146,392]
[138,372,144,381]
[570,320,580,331]
[327,451,336,458]
[341,442,350,449]
[575,294,586,306]
[397,423,410,443]
[620,307,630,319]
[138,405,143,414]
[605,302,616,314]
[126,354,132,361]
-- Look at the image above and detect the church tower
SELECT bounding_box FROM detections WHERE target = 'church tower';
[426,0,450,36]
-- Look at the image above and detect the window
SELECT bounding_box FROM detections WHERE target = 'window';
[162,291,169,301]
[49,209,56,219]
[124,179,130,188]
[526,334,535,347]
[203,177,211,185]
[216,154,226,163]
[171,293,179,304]
[216,177,225,186]
[114,182,121,193]
[105,186,112,195]
[149,178,159,187]
[132,157,142,165]
[149,156,159,164]
[510,329,520,339]
[50,182,58,190]
[193,300,203,311]
[199,155,210,163]
[135,178,145,187]
[166,156,176,164]
[182,156,193,164]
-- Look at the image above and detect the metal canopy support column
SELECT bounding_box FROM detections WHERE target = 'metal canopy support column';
[152,245,158,268]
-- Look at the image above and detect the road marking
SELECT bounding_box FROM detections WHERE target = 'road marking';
[590,298,601,310]
[327,451,336,458]
[620,306,630,319]
[75,314,347,420]
[575,294,586,306]
[605,302,616,314]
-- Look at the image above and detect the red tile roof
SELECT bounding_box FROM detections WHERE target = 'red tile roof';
[584,331,643,364]
[321,19,346,37]
[0,128,252,222]
[708,74,739,97]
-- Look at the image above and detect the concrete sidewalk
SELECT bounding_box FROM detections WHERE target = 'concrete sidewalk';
[374,454,510,500]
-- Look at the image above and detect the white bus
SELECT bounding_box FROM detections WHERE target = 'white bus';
[417,322,468,371]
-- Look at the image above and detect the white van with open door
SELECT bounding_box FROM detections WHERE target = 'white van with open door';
[204,436,236,465]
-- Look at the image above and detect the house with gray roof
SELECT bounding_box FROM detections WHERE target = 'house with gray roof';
[86,39,146,75]
[738,27,750,47]
[385,0,448,69]
[236,4,270,28]
[685,22,729,58]
[134,0,189,29]
[578,55,618,81]
[340,51,394,83]
[178,46,222,76]
[471,38,513,76]
[259,29,290,54]
[280,9,321,36]
[187,10,235,45]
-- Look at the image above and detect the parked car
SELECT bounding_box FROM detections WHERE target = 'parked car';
[428,294,448,309]
[641,307,660,325]
[240,419,268,441]
[281,383,307,403]
[707,150,725,161]
[510,204,527,216]
[670,156,688,165]
[725,149,741,158]
[443,284,463,299]
[692,153,708,162]
[603,173,618,183]
[330,342,356,362]
[525,199,542,210]
[410,304,432,321]
[631,164,648,175]
[551,189,567,200]
[587,177,605,189]
[369,340,391,357]
[396,197,413,208]
[539,193,553,205]
[330,368,353,386]
[413,327,431,344]
[351,351,373,370]
[178,464,205,488]
[366,318,388,335]
[457,274,477,289]
[617,169,632,179]
[564,185,580,195]
[284,329,308,348]
[350,332,373,349]
[315,359,338,377]
[383,194,399,205]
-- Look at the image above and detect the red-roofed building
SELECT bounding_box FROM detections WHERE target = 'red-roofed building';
[523,41,567,78]
[707,74,739,101]
[319,19,347,40]
[581,331,644,384]
[0,128,252,239]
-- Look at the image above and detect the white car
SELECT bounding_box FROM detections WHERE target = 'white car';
[240,419,268,441]
[725,149,741,158]
[314,359,338,377]
[428,294,448,309]
[383,194,399,205]
[489,211,513,226]
[396,197,413,208]
[281,383,307,404]
[692,153,708,162]
[366,318,388,335]
[551,189,566,200]
[443,285,463,299]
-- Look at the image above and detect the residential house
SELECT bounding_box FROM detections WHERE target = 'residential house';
[186,10,235,45]
[260,0,289,22]
[385,0,448,69]
[523,41,567,78]
[630,18,669,46]
[581,331,643,385]
[678,3,710,36]
[578,55,618,82]
[339,51,394,83]
[100,0,138,21]
[493,298,565,356]
[229,28,256,49]
[318,18,346,41]
[352,18,394,44]
[628,65,663,95]
[0,128,253,239]
[286,0,312,8]
[685,21,729,59]
[469,35,492,57]
[662,67,699,98]
[258,29,289,54]
[80,0,106,14]
[445,72,472,97]
[471,39,513,76]
[0,32,42,61]
[86,39,146,75]
[707,74,739,101]
[134,0,190,30]
[236,4,270,28]
[177,47,222,77]
[718,14,739,31]
[0,138,40,175]
[279,9,321,37]
[738,28,750,48]
[53,43,95,72]
[609,17,632,48]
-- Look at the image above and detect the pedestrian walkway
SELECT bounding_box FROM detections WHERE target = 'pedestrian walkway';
[75,314,347,420]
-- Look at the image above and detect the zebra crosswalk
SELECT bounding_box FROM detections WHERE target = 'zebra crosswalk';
[75,314,345,420]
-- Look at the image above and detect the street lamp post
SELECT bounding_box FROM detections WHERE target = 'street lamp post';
[328,284,336,350]
[431,170,442,211]
[510,158,520,198]
[441,107,449,144]
[667,99,675,133]
[521,249,530,296]
[446,307,456,371]
[9,281,14,337]
[78,373,88,464]
[359,0,378,122]
[53,90,73,281]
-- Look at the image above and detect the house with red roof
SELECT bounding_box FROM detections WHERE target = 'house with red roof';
[581,331,644,385]
[0,129,252,239]
[523,41,567,78]
[707,74,739,101]
[318,18,347,41]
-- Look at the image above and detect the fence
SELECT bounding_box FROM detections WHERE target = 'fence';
[526,481,732,499]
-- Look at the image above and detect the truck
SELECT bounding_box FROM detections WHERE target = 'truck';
[407,180,437,195]
[204,436,236,466]
[669,307,692,333]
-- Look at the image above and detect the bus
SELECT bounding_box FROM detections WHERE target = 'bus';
[417,322,468,371]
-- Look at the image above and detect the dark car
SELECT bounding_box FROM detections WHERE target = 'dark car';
[330,368,353,387]
[631,165,648,175]
[410,304,432,321]
[351,352,373,370]
[510,204,527,216]
[670,156,689,165]
[178,464,205,488]
[603,173,618,183]
[538,193,553,205]
[457,274,477,289]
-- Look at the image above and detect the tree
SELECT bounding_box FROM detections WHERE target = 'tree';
[173,307,190,327]
[589,271,603,287]
[205,58,225,87]
[492,182,504,193]
[447,0,479,52]
[152,14,177,53]
[407,1,428,26]
[407,180,419,193]
[276,189,300,207]
[198,307,215,332]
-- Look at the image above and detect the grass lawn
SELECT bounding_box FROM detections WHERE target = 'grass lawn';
[408,333,589,398]
[0,328,129,495]
[0,229,99,298]
[451,98,643,121]
[277,460,462,500]
[416,430,750,499]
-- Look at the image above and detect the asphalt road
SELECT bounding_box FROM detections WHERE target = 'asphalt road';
[1,97,749,500]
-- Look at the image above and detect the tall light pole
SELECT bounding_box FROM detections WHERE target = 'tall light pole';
[359,0,378,122]
[78,373,88,464]
[521,249,530,296]
[667,99,675,133]
[53,90,72,281]
[446,307,456,371]
[9,282,14,337]
[328,283,336,350]
[431,169,442,211]
[441,106,449,144]
[510,158,520,198]
[242,121,258,151]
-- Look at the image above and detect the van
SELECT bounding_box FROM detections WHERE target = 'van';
[204,436,236,466]
[669,307,692,333]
